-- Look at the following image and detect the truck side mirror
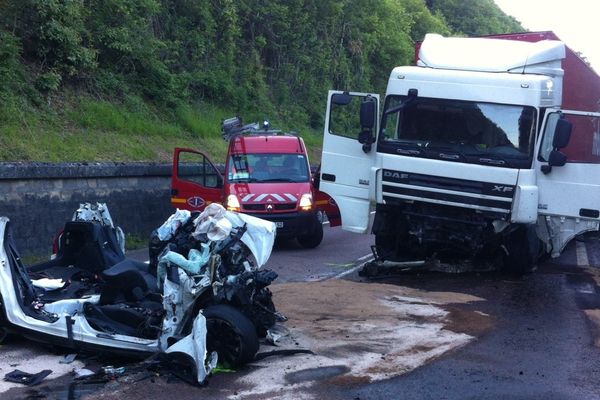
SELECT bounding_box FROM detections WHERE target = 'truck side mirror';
[548,150,567,167]
[541,117,572,174]
[332,92,352,105]
[360,97,376,129]
[358,97,376,153]
[541,150,568,174]
[553,118,572,149]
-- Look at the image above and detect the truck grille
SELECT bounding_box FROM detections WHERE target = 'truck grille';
[381,169,514,213]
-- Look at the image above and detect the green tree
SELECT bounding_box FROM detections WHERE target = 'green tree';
[426,0,522,36]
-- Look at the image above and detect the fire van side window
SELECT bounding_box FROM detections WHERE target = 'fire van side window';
[178,152,221,188]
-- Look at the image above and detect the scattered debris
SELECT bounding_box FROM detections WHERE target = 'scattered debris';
[102,366,126,378]
[73,368,96,380]
[4,369,52,386]
[266,324,290,345]
[59,353,77,364]
[359,248,496,277]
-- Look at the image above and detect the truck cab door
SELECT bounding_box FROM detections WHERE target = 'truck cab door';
[320,91,380,233]
[171,148,224,211]
[535,110,600,256]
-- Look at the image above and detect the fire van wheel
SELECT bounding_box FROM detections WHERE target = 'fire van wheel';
[297,221,324,249]
[204,304,259,367]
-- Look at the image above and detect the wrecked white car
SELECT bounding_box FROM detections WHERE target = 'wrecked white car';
[0,203,279,384]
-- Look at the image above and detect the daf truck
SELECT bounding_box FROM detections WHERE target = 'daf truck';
[320,32,600,273]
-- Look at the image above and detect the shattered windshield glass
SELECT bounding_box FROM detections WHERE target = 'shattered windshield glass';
[227,153,310,183]
[378,95,537,168]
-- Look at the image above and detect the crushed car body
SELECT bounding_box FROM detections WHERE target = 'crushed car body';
[0,203,279,384]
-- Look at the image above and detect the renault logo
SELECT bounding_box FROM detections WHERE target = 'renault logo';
[266,204,273,213]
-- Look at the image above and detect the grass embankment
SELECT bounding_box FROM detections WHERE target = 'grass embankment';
[0,94,324,164]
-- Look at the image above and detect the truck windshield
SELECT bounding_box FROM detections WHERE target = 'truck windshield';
[378,95,537,169]
[227,153,310,183]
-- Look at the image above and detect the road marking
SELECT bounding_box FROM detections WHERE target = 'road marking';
[321,254,375,281]
[576,241,590,267]
[357,253,373,261]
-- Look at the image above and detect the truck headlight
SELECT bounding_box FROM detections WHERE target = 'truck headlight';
[299,193,313,211]
[226,194,241,212]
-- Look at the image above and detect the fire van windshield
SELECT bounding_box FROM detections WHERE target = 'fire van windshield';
[228,153,310,183]
[377,95,537,169]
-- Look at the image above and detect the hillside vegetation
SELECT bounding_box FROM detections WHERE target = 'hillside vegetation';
[0,0,521,163]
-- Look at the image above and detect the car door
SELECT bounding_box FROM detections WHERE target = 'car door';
[320,91,380,233]
[171,148,224,211]
[534,110,600,254]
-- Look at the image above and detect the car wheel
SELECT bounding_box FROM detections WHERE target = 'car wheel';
[203,304,259,367]
[297,220,323,249]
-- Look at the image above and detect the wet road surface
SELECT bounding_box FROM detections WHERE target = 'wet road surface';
[2,230,600,400]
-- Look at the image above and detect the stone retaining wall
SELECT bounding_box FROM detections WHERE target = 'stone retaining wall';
[0,162,175,256]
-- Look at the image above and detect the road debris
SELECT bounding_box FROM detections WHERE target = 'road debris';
[266,324,290,345]
[74,368,96,379]
[4,369,52,386]
[59,353,77,364]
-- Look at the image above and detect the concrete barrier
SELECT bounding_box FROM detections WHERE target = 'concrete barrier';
[0,162,175,257]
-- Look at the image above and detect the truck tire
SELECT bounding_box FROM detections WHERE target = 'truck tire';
[203,304,259,367]
[375,232,396,259]
[502,225,540,275]
[297,220,323,249]
[375,231,414,261]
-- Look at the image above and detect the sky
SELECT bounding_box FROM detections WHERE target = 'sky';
[493,0,599,71]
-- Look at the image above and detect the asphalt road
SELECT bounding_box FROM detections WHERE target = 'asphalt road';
[2,228,600,400]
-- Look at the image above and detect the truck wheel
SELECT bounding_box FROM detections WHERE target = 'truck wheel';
[297,220,323,249]
[375,232,414,261]
[375,232,396,259]
[502,226,539,275]
[203,304,259,367]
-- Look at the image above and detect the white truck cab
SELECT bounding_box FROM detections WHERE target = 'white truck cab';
[321,33,600,273]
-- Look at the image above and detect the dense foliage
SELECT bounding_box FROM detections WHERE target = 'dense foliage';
[0,0,522,161]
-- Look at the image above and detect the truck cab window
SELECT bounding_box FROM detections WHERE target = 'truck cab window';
[378,95,537,169]
[540,112,600,163]
[328,95,362,139]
